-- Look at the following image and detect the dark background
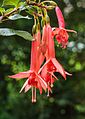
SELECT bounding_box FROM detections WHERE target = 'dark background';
[0,0,85,119]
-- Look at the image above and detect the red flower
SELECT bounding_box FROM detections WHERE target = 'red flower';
[9,31,47,103]
[53,28,69,48]
[8,5,74,102]
[53,6,76,48]
[39,24,70,96]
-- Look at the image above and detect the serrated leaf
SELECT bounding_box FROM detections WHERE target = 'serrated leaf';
[0,28,33,41]
[9,14,31,20]
[3,0,20,6]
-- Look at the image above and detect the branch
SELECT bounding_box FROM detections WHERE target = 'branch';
[0,8,19,22]
[0,2,47,22]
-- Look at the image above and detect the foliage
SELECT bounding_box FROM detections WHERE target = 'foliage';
[0,0,85,119]
[0,28,33,40]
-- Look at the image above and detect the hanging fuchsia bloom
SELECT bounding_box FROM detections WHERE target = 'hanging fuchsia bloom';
[8,4,75,102]
[9,31,47,103]
[39,24,66,78]
[53,6,76,48]
[39,24,70,96]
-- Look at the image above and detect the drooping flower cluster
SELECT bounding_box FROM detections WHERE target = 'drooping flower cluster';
[9,6,76,102]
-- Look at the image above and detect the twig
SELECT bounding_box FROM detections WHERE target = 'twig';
[0,8,19,21]
[0,2,47,22]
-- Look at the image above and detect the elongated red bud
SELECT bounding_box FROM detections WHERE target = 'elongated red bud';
[55,6,65,28]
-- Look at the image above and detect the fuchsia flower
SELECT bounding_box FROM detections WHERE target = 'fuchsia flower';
[9,31,47,103]
[53,6,76,48]
[39,24,67,78]
[39,24,71,96]
[9,5,74,102]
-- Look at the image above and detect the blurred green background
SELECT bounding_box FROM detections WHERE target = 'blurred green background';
[0,0,85,119]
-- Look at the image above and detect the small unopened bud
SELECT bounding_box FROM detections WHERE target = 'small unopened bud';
[32,24,37,34]
[37,23,40,30]
[41,1,57,7]
[48,1,57,6]
[46,14,50,24]
[47,6,55,10]
[41,19,46,27]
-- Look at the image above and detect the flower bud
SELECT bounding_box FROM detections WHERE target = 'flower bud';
[46,14,50,24]
[32,24,37,34]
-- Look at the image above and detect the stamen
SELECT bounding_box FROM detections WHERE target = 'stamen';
[65,71,72,76]
[32,87,36,103]
[47,82,50,97]
[50,75,53,87]
[66,29,77,33]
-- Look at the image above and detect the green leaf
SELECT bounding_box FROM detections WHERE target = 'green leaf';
[8,14,31,20]
[17,2,25,7]
[0,28,15,36]
[5,8,14,14]
[3,0,20,6]
[15,30,33,41]
[0,7,5,14]
[0,28,33,41]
